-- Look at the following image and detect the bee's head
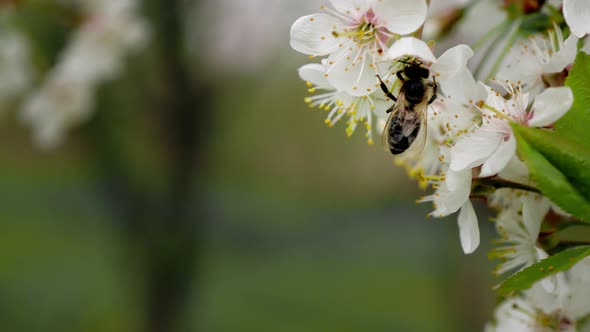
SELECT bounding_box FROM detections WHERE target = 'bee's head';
[397,59,430,80]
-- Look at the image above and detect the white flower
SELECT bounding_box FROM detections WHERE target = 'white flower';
[299,62,389,144]
[563,0,590,38]
[22,76,94,148]
[487,259,590,332]
[383,37,486,153]
[419,163,481,254]
[21,0,149,148]
[380,37,486,253]
[290,0,427,95]
[59,0,149,84]
[0,30,31,110]
[498,156,533,187]
[489,189,551,276]
[497,27,578,95]
[449,83,574,177]
[384,37,486,113]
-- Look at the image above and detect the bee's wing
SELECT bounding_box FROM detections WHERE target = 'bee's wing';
[400,99,430,157]
[381,93,405,151]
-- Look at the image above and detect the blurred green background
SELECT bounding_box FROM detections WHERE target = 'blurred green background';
[0,1,497,331]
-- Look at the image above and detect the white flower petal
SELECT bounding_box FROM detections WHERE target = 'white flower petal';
[290,14,345,56]
[523,195,550,237]
[565,257,590,318]
[544,34,578,73]
[450,130,503,171]
[480,135,516,177]
[431,45,476,102]
[564,0,590,38]
[497,50,543,93]
[298,63,333,90]
[446,168,471,192]
[372,0,428,35]
[498,156,531,185]
[431,44,473,81]
[329,0,370,14]
[582,37,590,55]
[384,37,436,63]
[458,200,480,254]
[529,87,573,127]
[434,168,472,215]
[525,274,563,312]
[491,299,535,332]
[326,48,380,96]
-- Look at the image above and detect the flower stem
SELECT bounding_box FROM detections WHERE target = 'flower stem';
[475,177,541,194]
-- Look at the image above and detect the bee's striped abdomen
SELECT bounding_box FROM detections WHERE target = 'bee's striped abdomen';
[388,107,421,155]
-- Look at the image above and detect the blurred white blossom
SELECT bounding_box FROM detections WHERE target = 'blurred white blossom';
[187,0,320,72]
[0,29,31,111]
[21,0,149,148]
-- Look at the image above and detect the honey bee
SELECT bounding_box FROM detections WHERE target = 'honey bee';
[377,59,438,155]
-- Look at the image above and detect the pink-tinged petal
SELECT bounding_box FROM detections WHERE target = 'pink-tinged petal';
[372,0,427,35]
[290,14,345,56]
[329,0,370,14]
[298,63,333,90]
[564,0,590,38]
[458,200,480,254]
[529,87,573,127]
[384,37,436,63]
[480,135,516,177]
[450,130,503,171]
[545,34,578,73]
[326,47,379,96]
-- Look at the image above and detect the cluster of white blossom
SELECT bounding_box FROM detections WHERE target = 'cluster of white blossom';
[291,0,590,330]
[0,0,148,148]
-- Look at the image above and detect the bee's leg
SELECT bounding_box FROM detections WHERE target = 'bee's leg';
[376,75,397,102]
[428,77,438,104]
[396,70,406,82]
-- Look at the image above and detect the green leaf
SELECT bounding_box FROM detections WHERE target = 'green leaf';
[496,246,590,296]
[518,13,555,35]
[512,125,590,222]
[514,125,590,201]
[556,52,590,146]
